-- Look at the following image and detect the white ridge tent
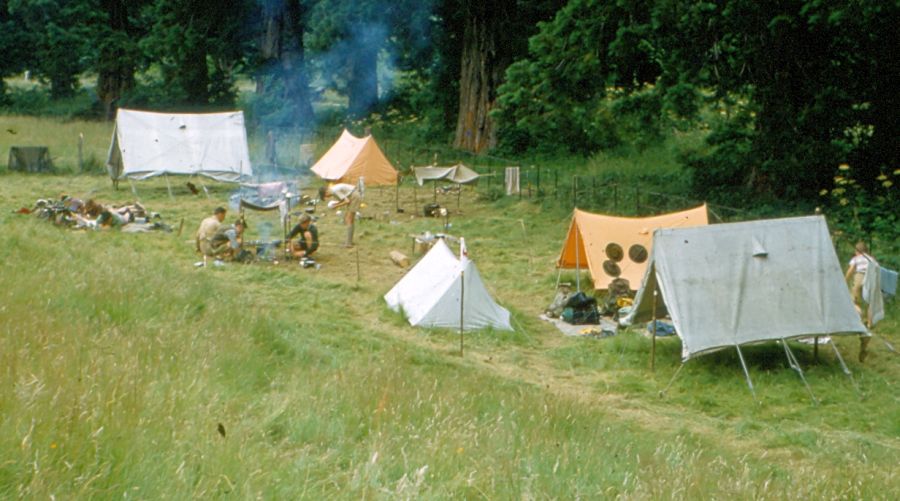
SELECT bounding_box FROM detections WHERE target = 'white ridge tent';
[623,216,866,398]
[385,238,512,331]
[625,215,867,361]
[107,109,253,183]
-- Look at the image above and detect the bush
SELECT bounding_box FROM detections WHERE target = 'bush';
[820,163,898,267]
[3,86,99,119]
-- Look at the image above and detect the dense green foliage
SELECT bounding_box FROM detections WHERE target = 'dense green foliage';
[1,0,896,216]
[493,0,898,210]
[9,0,101,98]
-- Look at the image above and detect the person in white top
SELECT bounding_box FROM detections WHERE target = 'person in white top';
[319,183,361,247]
[844,241,876,362]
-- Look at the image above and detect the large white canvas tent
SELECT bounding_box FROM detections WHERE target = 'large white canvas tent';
[311,129,398,186]
[624,216,867,362]
[557,205,709,290]
[385,238,512,331]
[107,109,253,183]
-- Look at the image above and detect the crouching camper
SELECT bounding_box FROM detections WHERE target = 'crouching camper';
[196,207,226,256]
[287,213,319,259]
[206,218,248,261]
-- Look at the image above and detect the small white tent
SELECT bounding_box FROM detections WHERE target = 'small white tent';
[385,239,512,331]
[624,215,867,361]
[107,109,253,183]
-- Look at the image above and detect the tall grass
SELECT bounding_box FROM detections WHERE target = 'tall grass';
[0,116,898,498]
[0,116,113,174]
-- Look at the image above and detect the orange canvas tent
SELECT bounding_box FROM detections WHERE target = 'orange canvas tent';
[310,129,398,186]
[557,204,709,290]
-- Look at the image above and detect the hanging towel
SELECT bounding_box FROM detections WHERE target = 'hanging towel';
[863,260,885,327]
[505,167,520,195]
[880,266,897,297]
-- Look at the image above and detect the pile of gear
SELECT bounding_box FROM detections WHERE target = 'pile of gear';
[544,278,635,326]
[20,195,171,232]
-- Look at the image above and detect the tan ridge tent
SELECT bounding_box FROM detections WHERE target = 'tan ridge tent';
[310,129,398,186]
[557,204,708,290]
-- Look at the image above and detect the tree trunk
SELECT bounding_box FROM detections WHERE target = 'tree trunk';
[182,27,210,103]
[454,4,507,153]
[260,0,314,124]
[97,0,135,120]
[347,41,378,118]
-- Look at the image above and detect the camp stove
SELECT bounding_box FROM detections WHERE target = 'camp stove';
[245,239,283,261]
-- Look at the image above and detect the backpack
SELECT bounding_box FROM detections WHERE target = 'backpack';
[561,292,600,325]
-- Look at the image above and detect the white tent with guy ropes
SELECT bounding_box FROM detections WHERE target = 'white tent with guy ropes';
[624,215,867,400]
[107,109,253,184]
[385,238,512,332]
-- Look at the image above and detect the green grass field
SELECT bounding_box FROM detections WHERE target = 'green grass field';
[1,116,898,498]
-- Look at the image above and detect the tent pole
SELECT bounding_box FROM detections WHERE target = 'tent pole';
[659,362,685,398]
[459,267,465,357]
[284,196,291,259]
[875,333,897,354]
[555,267,562,290]
[735,345,758,401]
[395,178,400,213]
[413,169,418,213]
[197,176,211,200]
[128,179,139,200]
[165,174,174,200]
[781,339,818,405]
[830,342,862,397]
[813,336,819,362]
[574,223,581,292]
[651,289,658,372]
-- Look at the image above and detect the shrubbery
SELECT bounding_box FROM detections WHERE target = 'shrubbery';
[820,163,898,268]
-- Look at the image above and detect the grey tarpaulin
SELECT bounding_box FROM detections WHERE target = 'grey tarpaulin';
[624,215,867,361]
[413,164,480,186]
[8,147,54,173]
